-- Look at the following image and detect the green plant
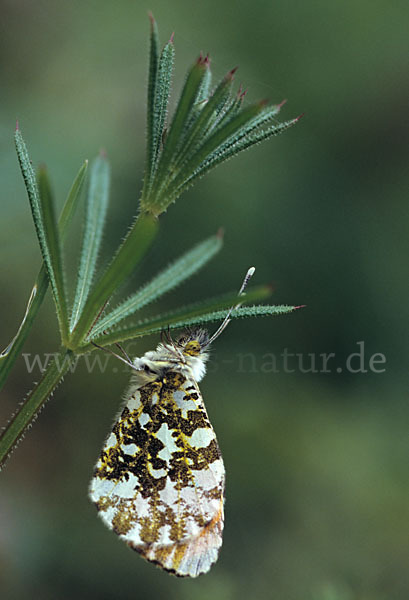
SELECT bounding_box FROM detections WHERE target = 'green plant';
[0,16,302,469]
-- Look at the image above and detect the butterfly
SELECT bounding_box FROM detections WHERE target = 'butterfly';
[89,267,254,577]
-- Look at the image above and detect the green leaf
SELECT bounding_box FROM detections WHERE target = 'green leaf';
[148,38,175,187]
[144,55,209,214]
[195,64,212,104]
[162,56,209,158]
[181,101,264,172]
[36,166,69,341]
[58,159,88,240]
[214,100,282,136]
[170,116,300,201]
[0,160,88,391]
[70,154,110,331]
[205,87,244,134]
[171,69,235,170]
[15,128,69,340]
[0,349,73,470]
[89,284,274,346]
[145,13,160,185]
[90,231,223,336]
[71,212,158,346]
[158,101,265,206]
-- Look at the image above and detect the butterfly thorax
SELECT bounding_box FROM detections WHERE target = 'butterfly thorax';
[131,328,209,388]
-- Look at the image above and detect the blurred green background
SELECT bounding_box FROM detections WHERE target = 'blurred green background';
[1,1,408,599]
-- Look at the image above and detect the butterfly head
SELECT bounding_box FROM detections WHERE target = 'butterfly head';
[101,267,256,387]
[176,328,209,357]
[162,328,209,382]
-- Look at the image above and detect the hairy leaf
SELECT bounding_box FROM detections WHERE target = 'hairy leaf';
[90,231,223,335]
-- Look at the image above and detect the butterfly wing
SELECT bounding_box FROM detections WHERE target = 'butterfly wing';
[89,370,225,577]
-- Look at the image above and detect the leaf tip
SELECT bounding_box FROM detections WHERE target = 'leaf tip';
[15,119,20,131]
[99,148,108,159]
[238,86,248,101]
[148,11,155,26]
[277,98,287,109]
[216,227,225,240]
[197,53,211,68]
[293,304,306,310]
[295,112,305,122]
[169,31,175,44]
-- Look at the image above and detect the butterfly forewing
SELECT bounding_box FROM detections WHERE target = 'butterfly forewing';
[89,370,225,577]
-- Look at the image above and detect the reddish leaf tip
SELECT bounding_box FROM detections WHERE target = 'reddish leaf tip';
[216,227,225,239]
[148,11,155,24]
[197,53,210,68]
[294,304,306,310]
[99,148,107,158]
[295,113,305,122]
[169,31,175,43]
[277,98,287,109]
[15,119,20,131]
[227,66,238,80]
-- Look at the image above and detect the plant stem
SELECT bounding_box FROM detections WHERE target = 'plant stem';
[0,348,73,470]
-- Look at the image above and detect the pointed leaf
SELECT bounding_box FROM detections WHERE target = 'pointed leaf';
[215,100,282,135]
[148,38,175,186]
[195,65,212,104]
[0,160,88,390]
[36,166,69,340]
[58,159,88,240]
[91,302,297,346]
[70,154,110,331]
[144,56,210,213]
[145,13,160,184]
[170,116,300,202]
[91,231,223,336]
[204,89,244,136]
[157,101,265,206]
[71,212,158,345]
[172,69,235,169]
[15,128,69,339]
[89,284,273,346]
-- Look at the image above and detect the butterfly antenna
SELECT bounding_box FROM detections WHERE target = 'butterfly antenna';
[91,341,134,369]
[161,326,174,348]
[205,266,255,347]
[115,342,132,364]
